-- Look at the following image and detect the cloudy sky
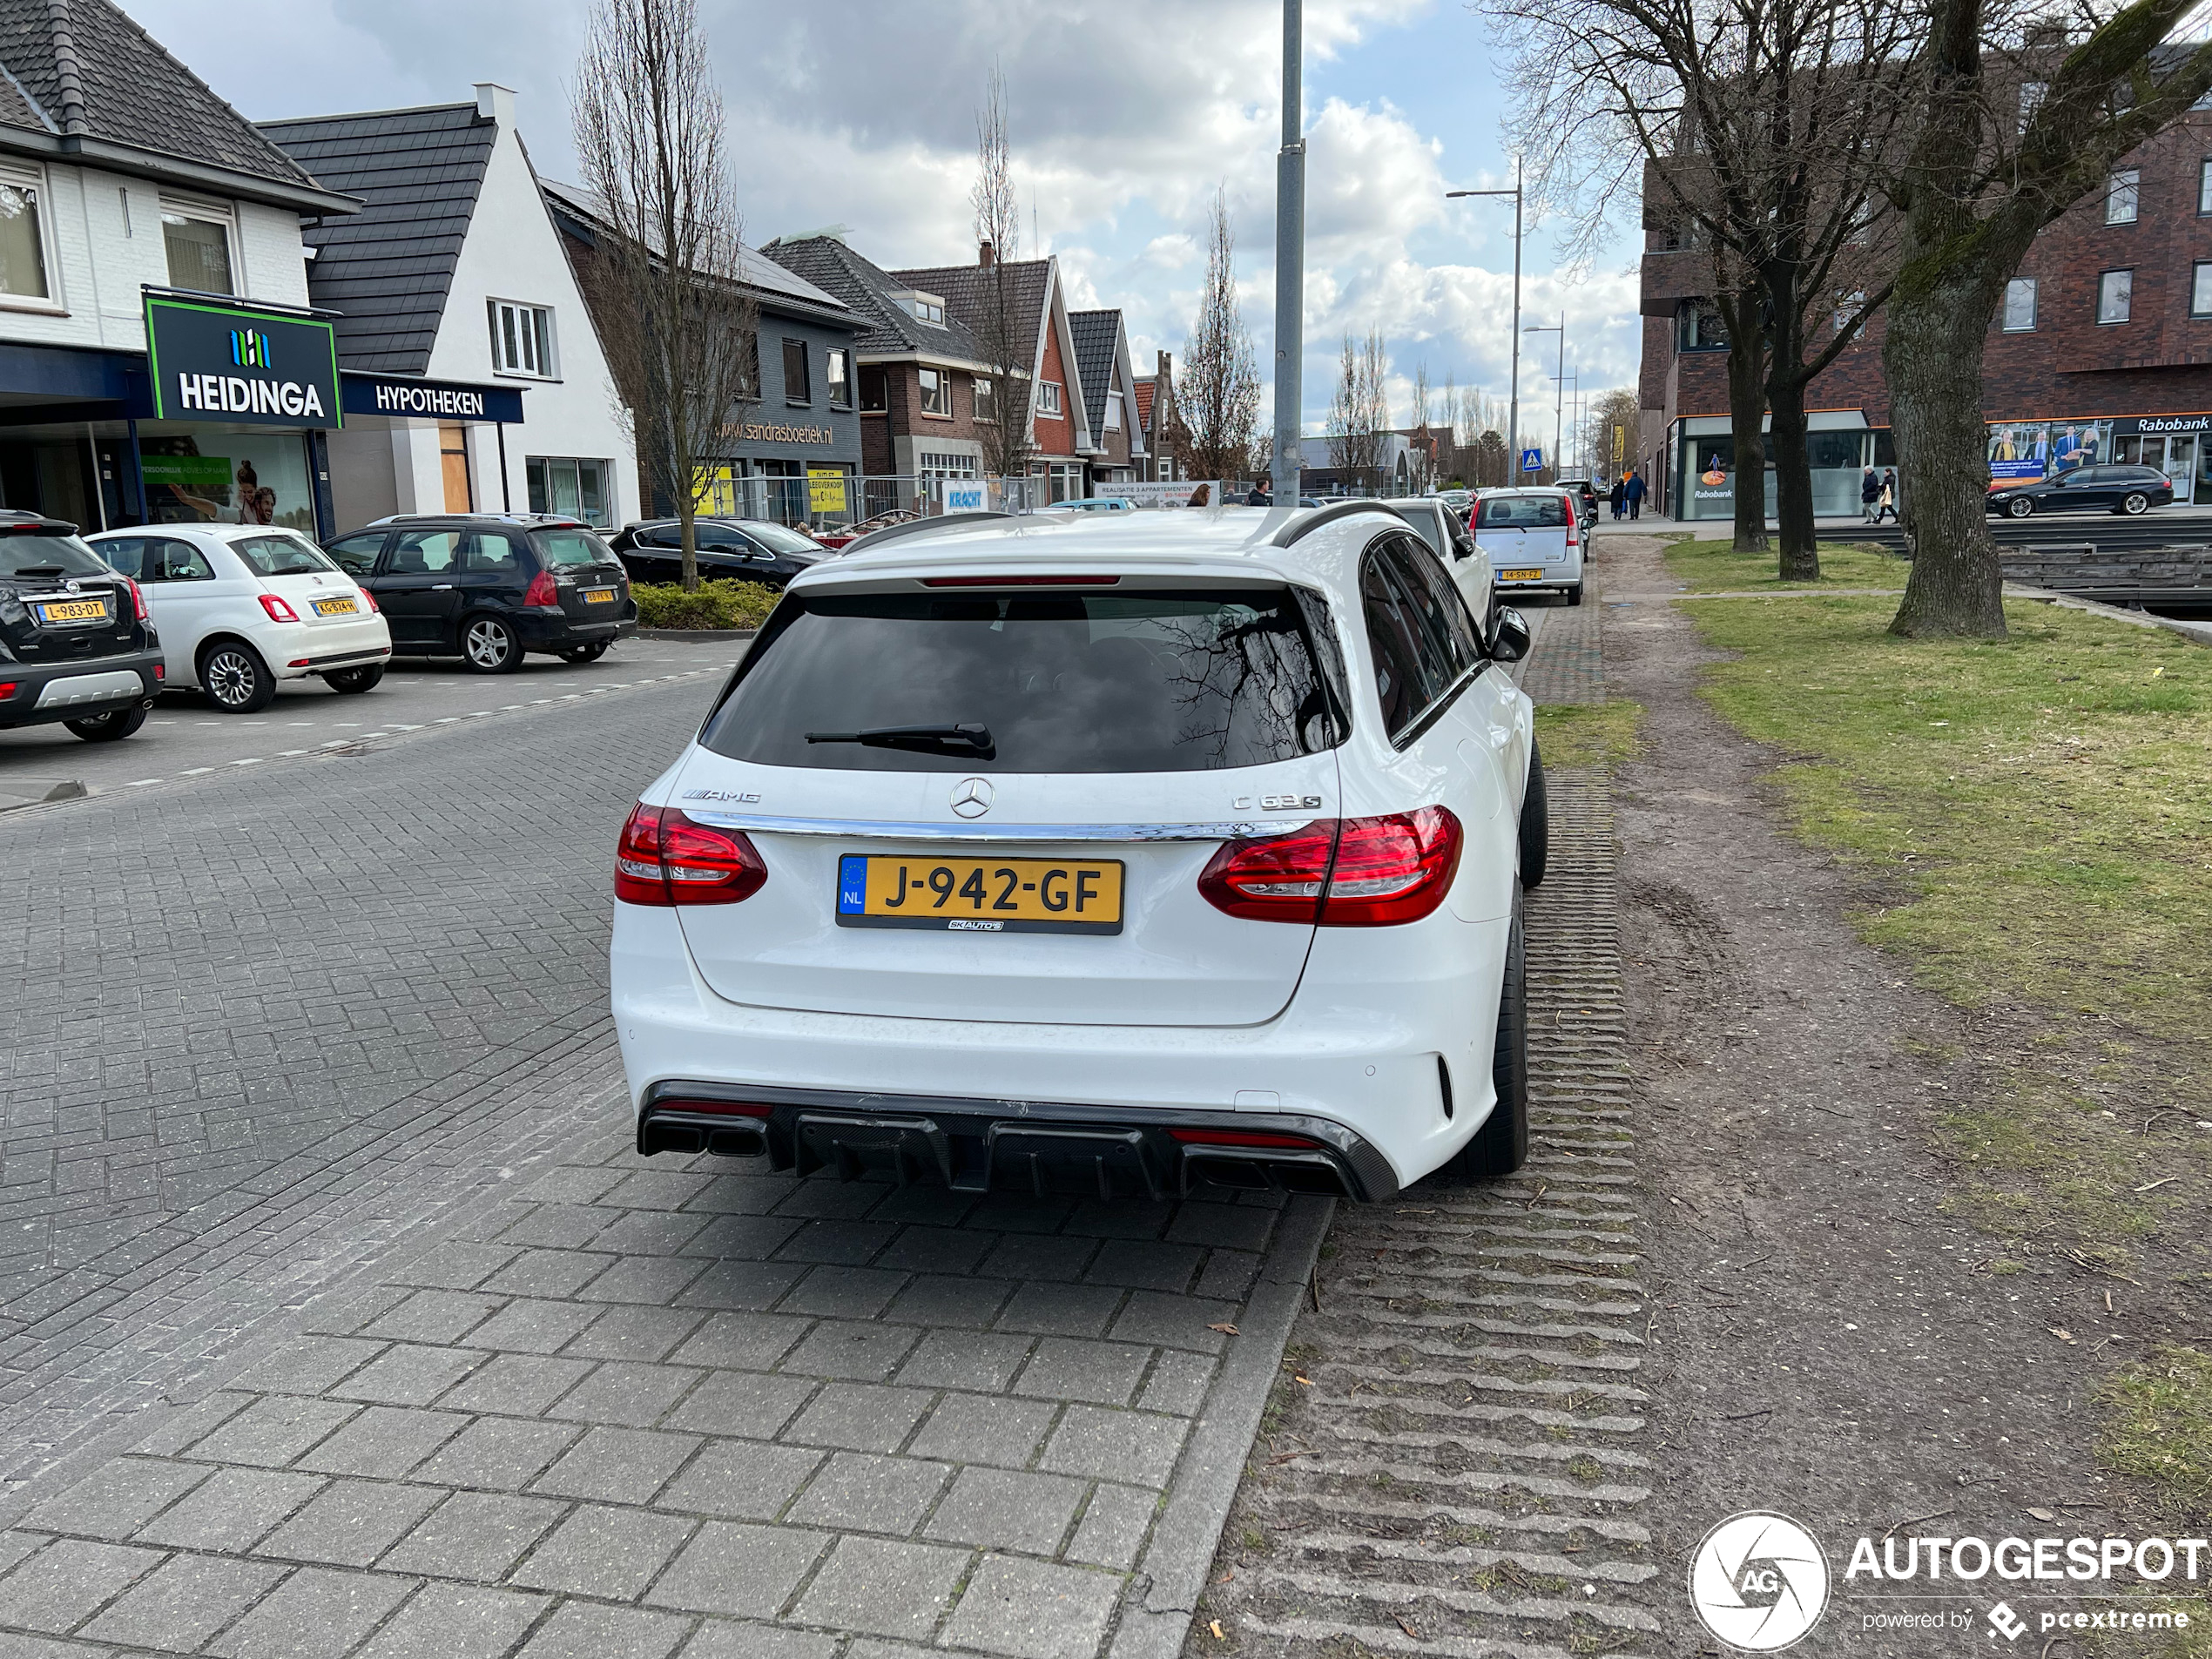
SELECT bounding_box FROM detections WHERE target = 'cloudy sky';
[127,0,1641,455]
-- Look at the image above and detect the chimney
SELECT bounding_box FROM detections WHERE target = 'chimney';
[978,239,995,268]
[475,82,517,127]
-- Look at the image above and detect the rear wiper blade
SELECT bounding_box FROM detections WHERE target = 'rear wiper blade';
[806,722,996,759]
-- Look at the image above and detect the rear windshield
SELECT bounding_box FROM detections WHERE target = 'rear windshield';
[702,586,1340,774]
[232,533,334,577]
[536,529,617,567]
[0,531,109,580]
[1476,495,1568,529]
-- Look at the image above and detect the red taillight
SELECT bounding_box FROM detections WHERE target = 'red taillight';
[616,802,768,907]
[358,588,380,614]
[153,663,165,680]
[1197,806,1462,927]
[1169,1128,1318,1149]
[523,569,560,607]
[125,577,147,622]
[0,683,17,701]
[259,593,299,623]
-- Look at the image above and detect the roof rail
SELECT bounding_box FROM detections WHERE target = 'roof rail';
[842,511,1015,555]
[1268,498,1395,549]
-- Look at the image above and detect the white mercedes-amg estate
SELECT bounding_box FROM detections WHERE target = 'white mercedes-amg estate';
[610,502,1547,1202]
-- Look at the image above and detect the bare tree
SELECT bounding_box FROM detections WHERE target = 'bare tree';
[1326,330,1392,489]
[1885,7,2212,636]
[1582,386,1642,479]
[1181,186,1262,483]
[969,64,1032,482]
[572,0,757,591]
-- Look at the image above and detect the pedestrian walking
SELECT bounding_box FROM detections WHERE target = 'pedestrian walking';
[1876,468,1898,523]
[1624,468,1646,520]
[1608,476,1626,520]
[1860,467,1881,523]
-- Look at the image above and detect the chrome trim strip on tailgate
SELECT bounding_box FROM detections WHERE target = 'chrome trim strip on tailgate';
[682,811,1278,844]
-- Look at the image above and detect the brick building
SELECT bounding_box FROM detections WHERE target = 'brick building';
[1131,351,1184,482]
[1068,307,1145,489]
[1639,110,2212,519]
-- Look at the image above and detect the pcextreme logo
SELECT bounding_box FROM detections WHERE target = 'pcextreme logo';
[1689,1512,1833,1651]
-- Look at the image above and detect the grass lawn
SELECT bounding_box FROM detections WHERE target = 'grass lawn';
[1532,700,1642,771]
[1667,573,2212,1521]
[1662,536,1906,592]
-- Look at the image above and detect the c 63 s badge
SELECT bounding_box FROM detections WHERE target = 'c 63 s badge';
[1231,793,1325,812]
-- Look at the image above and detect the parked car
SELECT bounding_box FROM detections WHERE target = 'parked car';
[1056,497,1136,512]
[610,503,1546,1202]
[320,514,636,673]
[1473,488,1586,605]
[814,509,918,551]
[610,517,829,590]
[88,524,391,713]
[0,515,162,742]
[1986,464,2175,518]
[1390,497,1495,628]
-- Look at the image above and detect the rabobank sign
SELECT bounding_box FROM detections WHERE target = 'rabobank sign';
[145,295,342,431]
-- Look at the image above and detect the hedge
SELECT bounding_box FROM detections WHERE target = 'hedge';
[631,578,779,631]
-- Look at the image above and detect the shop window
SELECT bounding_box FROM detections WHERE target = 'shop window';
[0,165,53,301]
[826,348,851,408]
[972,375,996,423]
[160,199,233,294]
[1037,381,1064,418]
[489,300,556,377]
[2003,277,2038,331]
[782,338,811,405]
[918,368,951,416]
[2195,263,2212,319]
[2098,269,2132,324]
[2106,170,2139,225]
[526,456,612,526]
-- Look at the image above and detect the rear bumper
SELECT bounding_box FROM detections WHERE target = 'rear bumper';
[0,651,161,729]
[516,605,637,649]
[637,1080,1398,1201]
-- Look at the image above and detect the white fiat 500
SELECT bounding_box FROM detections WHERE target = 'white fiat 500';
[88,524,392,713]
[610,504,1547,1202]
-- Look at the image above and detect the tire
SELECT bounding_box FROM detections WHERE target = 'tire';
[2006,495,2034,518]
[461,615,522,673]
[323,664,384,694]
[1565,583,1584,607]
[560,642,610,664]
[1519,741,1549,891]
[2120,492,2149,516]
[1449,887,1529,1179]
[199,640,275,713]
[67,705,147,742]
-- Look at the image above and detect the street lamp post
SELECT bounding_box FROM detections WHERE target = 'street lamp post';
[1446,158,1521,485]
[1524,314,1563,479]
[1271,0,1305,504]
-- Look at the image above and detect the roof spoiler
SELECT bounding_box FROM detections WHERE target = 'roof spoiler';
[1269,499,1393,549]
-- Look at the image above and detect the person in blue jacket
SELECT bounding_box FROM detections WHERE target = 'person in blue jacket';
[1624,469,1646,520]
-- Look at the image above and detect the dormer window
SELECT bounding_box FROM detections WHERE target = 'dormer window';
[888,289,948,326]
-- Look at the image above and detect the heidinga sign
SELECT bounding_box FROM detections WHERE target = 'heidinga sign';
[144,294,342,429]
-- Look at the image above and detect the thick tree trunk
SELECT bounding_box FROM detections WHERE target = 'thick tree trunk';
[1768,376,1821,580]
[1884,276,2006,637]
[1725,334,1769,552]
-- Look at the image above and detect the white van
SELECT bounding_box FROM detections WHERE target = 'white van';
[1473,488,1585,606]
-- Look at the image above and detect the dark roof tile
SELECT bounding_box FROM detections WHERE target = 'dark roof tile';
[1066,308,1122,433]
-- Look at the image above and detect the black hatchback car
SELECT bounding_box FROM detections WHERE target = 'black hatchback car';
[609,517,829,590]
[1987,463,2175,517]
[0,515,163,741]
[322,514,637,672]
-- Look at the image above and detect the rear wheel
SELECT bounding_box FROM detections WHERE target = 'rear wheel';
[67,705,147,742]
[560,642,610,664]
[323,664,383,693]
[1564,583,1584,607]
[199,640,275,712]
[1519,742,1549,891]
[1449,887,1529,1179]
[2120,491,2150,516]
[461,616,522,673]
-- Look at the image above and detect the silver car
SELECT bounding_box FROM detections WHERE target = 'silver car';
[1473,488,1586,606]
[1389,497,1494,627]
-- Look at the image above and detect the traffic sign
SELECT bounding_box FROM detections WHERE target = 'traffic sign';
[1520,448,1545,473]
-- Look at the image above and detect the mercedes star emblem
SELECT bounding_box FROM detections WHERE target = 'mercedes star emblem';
[949,777,995,819]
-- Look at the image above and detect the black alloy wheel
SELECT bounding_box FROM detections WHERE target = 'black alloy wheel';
[462,616,523,673]
[66,705,148,742]
[324,664,384,693]
[200,640,276,713]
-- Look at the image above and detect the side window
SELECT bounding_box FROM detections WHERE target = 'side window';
[1389,537,1481,674]
[387,530,463,574]
[325,533,388,578]
[156,539,214,581]
[98,537,146,579]
[467,534,523,575]
[1361,547,1443,740]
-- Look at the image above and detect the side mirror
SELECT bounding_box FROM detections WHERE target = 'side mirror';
[1452,534,1477,560]
[1486,606,1531,664]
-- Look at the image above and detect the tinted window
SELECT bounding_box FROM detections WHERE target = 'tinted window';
[95,536,147,578]
[467,534,523,575]
[388,531,462,573]
[0,530,109,579]
[231,533,334,577]
[534,529,614,568]
[325,533,387,578]
[1388,536,1481,676]
[702,587,1337,774]
[742,522,824,556]
[1362,551,1443,738]
[1397,506,1446,557]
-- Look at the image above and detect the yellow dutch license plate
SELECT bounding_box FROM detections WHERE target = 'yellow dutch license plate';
[1501,568,1544,583]
[837,853,1124,934]
[583,588,617,604]
[312,596,359,617]
[34,597,107,624]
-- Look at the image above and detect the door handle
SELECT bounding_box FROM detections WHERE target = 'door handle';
[433,583,455,590]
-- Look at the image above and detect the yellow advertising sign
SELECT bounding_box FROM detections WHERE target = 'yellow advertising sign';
[1611,425,1625,467]
[807,468,848,513]
[695,464,738,517]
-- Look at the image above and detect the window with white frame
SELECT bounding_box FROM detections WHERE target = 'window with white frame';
[2098,268,2133,324]
[2003,277,2038,331]
[526,456,612,525]
[891,290,946,325]
[918,449,977,478]
[918,367,951,416]
[1104,390,1122,430]
[2194,263,2212,318]
[160,198,233,293]
[1036,380,1063,418]
[826,348,851,408]
[2106,169,2140,225]
[972,375,996,423]
[0,163,52,300]
[489,300,556,377]
[2200,159,2212,215]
